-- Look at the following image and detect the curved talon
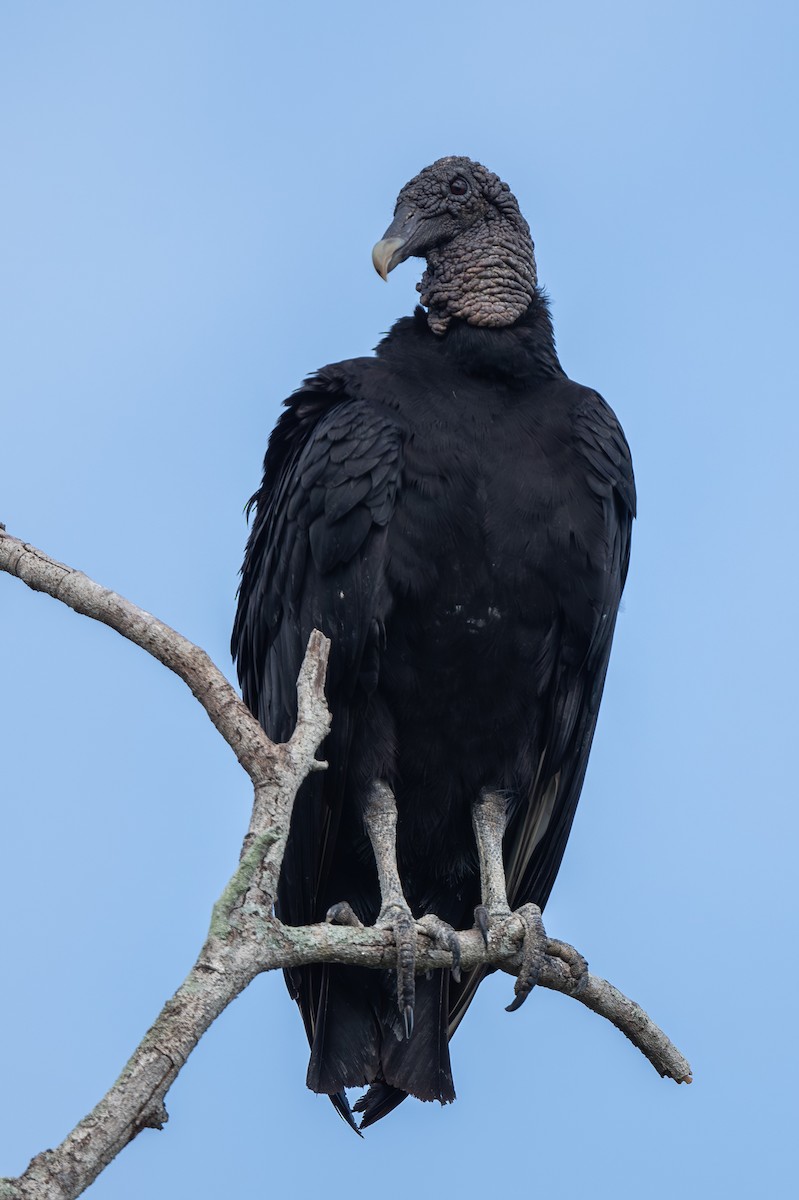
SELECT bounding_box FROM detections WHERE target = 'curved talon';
[506,903,547,1012]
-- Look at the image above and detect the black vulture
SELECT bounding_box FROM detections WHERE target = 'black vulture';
[232,156,635,1131]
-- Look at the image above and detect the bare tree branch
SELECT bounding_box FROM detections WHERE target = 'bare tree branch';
[0,528,691,1200]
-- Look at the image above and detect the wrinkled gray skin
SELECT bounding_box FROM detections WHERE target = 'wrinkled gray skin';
[373,155,538,335]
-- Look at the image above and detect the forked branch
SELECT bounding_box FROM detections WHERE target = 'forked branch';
[0,529,691,1200]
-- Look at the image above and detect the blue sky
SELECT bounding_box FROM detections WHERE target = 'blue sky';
[1,2,797,1196]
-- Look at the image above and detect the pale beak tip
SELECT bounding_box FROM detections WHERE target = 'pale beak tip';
[372,236,407,282]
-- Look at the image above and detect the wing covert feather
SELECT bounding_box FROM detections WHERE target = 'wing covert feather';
[232,369,405,933]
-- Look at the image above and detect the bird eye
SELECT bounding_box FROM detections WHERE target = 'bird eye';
[449,177,468,196]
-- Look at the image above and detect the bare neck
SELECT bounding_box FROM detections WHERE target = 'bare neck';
[418,208,537,335]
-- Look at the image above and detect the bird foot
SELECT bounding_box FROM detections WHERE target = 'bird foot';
[505,902,548,1011]
[506,904,589,1011]
[474,902,588,1011]
[416,913,463,983]
[327,898,418,1037]
[376,901,416,1038]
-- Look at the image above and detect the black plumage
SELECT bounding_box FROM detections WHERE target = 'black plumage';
[232,157,635,1130]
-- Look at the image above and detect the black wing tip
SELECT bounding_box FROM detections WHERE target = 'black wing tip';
[330,1090,364,1137]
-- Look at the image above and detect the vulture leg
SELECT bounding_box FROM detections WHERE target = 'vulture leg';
[472,789,514,931]
[472,789,577,1011]
[363,780,417,1038]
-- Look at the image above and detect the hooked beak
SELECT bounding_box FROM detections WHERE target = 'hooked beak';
[372,236,407,281]
[371,203,423,281]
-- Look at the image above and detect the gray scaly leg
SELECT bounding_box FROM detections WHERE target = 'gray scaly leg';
[363,780,417,1038]
[472,789,585,1010]
[326,782,464,1033]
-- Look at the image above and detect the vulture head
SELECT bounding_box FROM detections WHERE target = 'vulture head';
[372,156,537,335]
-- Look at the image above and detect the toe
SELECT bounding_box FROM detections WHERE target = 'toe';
[506,903,547,1012]
[417,914,463,982]
[547,937,589,991]
[379,904,417,1038]
[474,905,490,946]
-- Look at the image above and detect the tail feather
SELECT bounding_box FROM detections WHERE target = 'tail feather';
[354,971,455,1129]
[379,970,455,1102]
[306,965,381,1093]
[303,967,455,1130]
[353,1080,408,1129]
